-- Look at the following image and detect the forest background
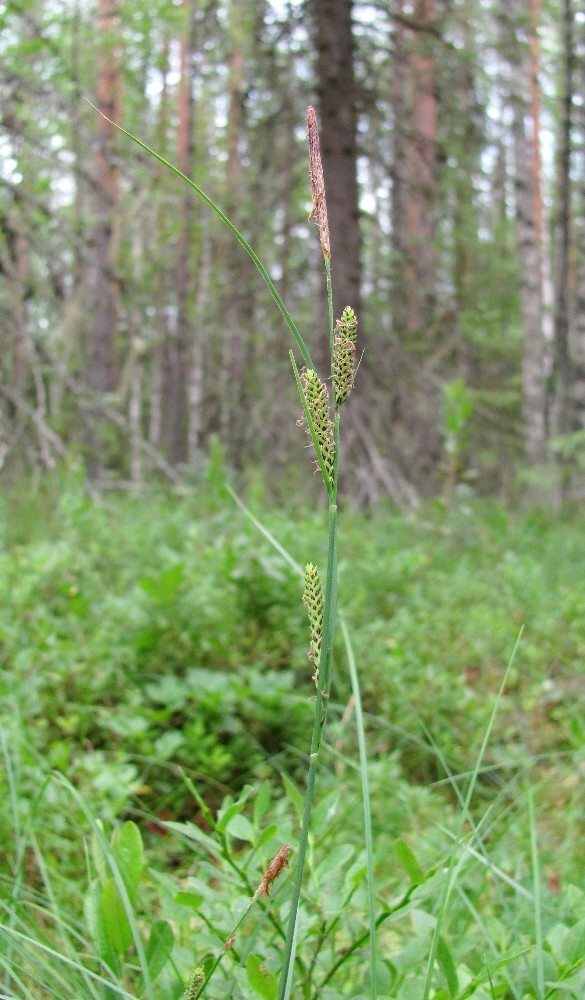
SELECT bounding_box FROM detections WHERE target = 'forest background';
[3,3,585,997]
[1,0,583,506]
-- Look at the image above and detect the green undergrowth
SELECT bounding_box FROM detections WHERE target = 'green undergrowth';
[1,482,585,997]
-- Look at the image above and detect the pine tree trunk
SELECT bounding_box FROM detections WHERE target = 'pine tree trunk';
[503,0,547,465]
[220,0,249,465]
[551,0,574,443]
[512,103,547,466]
[313,0,361,322]
[391,0,409,336]
[168,0,196,466]
[405,0,438,334]
[91,0,121,396]
[572,15,585,427]
[391,0,438,336]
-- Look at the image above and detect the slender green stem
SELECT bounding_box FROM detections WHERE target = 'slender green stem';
[325,257,334,358]
[339,614,378,1000]
[100,104,354,1000]
[421,629,524,1000]
[528,789,544,999]
[89,105,315,373]
[277,500,338,1000]
[277,261,338,1000]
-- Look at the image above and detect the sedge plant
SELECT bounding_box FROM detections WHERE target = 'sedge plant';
[102,105,364,998]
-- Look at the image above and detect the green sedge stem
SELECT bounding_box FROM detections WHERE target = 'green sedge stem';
[277,503,338,1000]
[339,613,378,1000]
[278,254,339,1000]
[88,104,315,373]
[325,257,334,358]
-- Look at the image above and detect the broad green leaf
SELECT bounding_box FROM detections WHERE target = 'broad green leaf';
[246,954,278,1000]
[436,936,459,997]
[254,824,280,850]
[226,813,254,842]
[319,842,354,874]
[91,825,109,887]
[561,919,585,966]
[101,877,133,953]
[282,773,304,822]
[164,821,220,856]
[253,781,271,826]
[394,839,425,884]
[139,563,184,602]
[111,820,144,897]
[145,921,174,981]
[84,879,121,975]
[217,787,253,833]
[174,891,205,911]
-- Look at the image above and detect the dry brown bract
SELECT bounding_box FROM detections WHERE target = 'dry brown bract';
[253,844,292,900]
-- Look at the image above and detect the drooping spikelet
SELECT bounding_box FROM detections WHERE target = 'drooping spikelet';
[332,307,358,407]
[253,844,292,900]
[183,966,205,1000]
[301,368,335,488]
[307,106,330,259]
[303,562,324,684]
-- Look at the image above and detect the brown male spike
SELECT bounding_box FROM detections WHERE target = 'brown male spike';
[307,106,330,259]
[253,844,292,900]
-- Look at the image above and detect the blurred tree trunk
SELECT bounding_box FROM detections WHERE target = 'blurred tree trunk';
[452,17,479,326]
[572,13,585,426]
[406,0,438,334]
[313,0,361,324]
[220,0,250,466]
[504,0,547,465]
[11,215,30,395]
[391,0,438,336]
[149,37,171,453]
[391,0,408,336]
[550,0,574,444]
[167,0,196,466]
[90,0,121,397]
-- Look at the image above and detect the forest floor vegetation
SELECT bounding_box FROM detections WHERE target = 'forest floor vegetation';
[1,480,584,998]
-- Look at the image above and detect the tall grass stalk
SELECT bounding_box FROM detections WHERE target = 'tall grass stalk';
[339,614,378,999]
[421,628,524,1000]
[528,788,544,998]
